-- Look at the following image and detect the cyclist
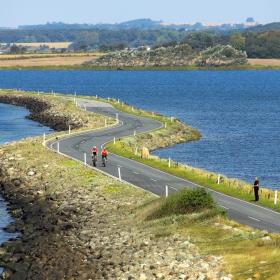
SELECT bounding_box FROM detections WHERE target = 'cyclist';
[91,146,98,167]
[101,148,108,167]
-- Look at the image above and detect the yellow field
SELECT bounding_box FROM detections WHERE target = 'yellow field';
[248,58,280,66]
[13,42,72,49]
[0,53,103,67]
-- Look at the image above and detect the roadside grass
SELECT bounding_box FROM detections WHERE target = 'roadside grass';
[133,190,280,279]
[136,191,280,280]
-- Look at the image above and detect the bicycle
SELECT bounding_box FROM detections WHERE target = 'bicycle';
[92,154,97,167]
[102,156,107,167]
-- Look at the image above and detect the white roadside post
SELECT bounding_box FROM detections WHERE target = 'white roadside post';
[107,97,110,101]
[84,105,87,111]
[84,153,87,166]
[274,190,278,206]
[57,142,60,154]
[116,113,119,122]
[43,133,46,146]
[168,157,171,168]
[95,94,98,99]
[134,130,136,137]
[118,167,122,182]
[171,116,174,122]
[217,174,221,185]
[165,186,169,197]
[68,125,71,135]
[114,137,116,144]
[117,99,120,104]
[164,122,167,129]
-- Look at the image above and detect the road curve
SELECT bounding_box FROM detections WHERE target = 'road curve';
[47,98,280,233]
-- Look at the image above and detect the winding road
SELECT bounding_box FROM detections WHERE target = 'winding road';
[47,99,280,233]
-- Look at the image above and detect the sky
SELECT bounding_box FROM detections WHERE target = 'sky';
[0,0,279,27]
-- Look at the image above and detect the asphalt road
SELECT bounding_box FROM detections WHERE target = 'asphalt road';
[48,99,280,233]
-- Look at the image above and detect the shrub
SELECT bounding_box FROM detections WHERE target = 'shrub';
[149,188,217,219]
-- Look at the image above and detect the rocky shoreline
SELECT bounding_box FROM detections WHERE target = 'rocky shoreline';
[0,94,84,131]
[0,92,227,279]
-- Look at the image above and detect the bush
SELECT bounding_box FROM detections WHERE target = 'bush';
[195,44,248,66]
[149,188,216,219]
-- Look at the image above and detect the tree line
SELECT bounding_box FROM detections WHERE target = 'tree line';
[0,28,279,58]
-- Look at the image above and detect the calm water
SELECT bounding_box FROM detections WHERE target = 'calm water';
[0,103,52,144]
[0,70,279,189]
[0,103,51,263]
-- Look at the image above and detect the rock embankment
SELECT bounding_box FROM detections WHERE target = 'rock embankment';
[0,92,108,131]
[87,44,247,68]
[0,94,82,130]
[0,143,225,280]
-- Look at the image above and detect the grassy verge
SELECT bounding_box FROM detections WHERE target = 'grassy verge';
[137,189,280,279]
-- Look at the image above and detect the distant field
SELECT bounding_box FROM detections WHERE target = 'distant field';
[0,53,102,67]
[0,53,102,59]
[248,58,280,66]
[13,42,72,49]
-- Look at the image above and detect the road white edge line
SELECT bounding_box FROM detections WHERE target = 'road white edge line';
[248,216,261,222]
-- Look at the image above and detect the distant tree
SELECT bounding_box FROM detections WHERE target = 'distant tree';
[244,30,280,58]
[70,31,99,51]
[230,33,246,50]
[182,32,215,50]
[9,45,27,54]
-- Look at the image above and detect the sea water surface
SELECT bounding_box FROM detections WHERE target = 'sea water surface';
[0,70,279,189]
[0,103,52,265]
